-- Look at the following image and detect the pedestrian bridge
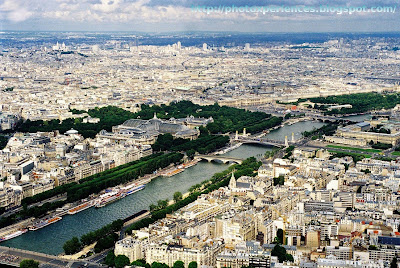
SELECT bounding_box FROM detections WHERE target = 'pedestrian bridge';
[194,155,243,164]
[234,136,287,147]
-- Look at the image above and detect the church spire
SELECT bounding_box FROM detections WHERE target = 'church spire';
[229,171,236,189]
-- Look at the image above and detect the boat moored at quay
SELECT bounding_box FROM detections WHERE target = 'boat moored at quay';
[95,183,146,208]
[68,200,95,215]
[29,216,62,231]
[122,184,146,196]
[161,167,184,177]
[95,190,126,208]
[0,229,28,242]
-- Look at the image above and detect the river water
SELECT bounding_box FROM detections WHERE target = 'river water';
[343,114,370,122]
[2,120,336,254]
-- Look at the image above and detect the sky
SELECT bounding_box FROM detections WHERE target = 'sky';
[0,0,399,32]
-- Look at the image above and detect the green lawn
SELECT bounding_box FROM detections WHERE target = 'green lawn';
[392,151,400,156]
[326,145,381,153]
[328,150,371,158]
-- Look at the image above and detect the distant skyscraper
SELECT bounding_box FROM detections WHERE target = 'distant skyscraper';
[203,43,207,51]
[245,43,250,50]
[177,41,181,50]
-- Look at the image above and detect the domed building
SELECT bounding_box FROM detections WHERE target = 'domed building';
[100,113,200,145]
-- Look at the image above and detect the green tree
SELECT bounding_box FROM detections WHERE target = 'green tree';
[369,140,374,145]
[198,126,208,136]
[188,261,197,268]
[131,259,151,268]
[115,255,130,268]
[275,229,283,244]
[186,149,196,159]
[173,192,183,203]
[94,233,118,253]
[149,203,157,212]
[361,169,371,174]
[271,244,293,263]
[105,251,116,266]
[188,185,198,193]
[273,176,285,186]
[206,122,221,133]
[390,256,397,268]
[63,236,81,255]
[20,259,39,268]
[151,262,169,268]
[344,163,349,171]
[152,133,174,151]
[157,199,168,209]
[286,253,294,262]
[173,260,185,268]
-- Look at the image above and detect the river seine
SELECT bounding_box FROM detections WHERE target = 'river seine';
[3,119,357,255]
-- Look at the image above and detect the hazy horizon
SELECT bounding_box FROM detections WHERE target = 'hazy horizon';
[1,0,399,32]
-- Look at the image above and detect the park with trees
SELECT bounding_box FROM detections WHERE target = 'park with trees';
[16,101,282,138]
[296,92,400,115]
[152,133,230,155]
[63,219,123,255]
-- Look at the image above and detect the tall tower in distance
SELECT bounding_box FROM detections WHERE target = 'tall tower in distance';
[203,43,207,51]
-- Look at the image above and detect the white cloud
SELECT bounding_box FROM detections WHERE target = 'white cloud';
[59,2,80,11]
[0,0,398,30]
[7,8,33,22]
[0,0,33,22]
[92,0,122,13]
[0,0,19,11]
